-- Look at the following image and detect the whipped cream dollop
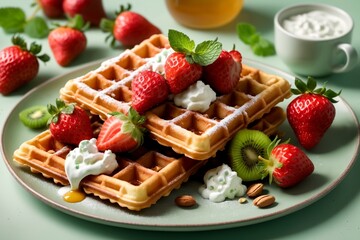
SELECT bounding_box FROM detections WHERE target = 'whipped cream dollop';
[151,48,175,74]
[174,81,216,112]
[282,10,347,39]
[65,138,118,190]
[199,164,247,202]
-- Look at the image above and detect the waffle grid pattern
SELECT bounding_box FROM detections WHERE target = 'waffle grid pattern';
[60,34,291,160]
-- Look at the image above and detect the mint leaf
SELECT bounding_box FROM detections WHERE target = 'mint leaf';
[0,7,26,33]
[236,22,275,57]
[193,40,222,66]
[168,29,195,54]
[237,23,257,45]
[24,16,49,38]
[251,37,275,56]
[168,29,222,66]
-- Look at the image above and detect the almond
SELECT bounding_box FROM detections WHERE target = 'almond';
[246,183,264,198]
[253,194,275,208]
[175,195,196,207]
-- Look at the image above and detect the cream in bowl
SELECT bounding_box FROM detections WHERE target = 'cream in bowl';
[274,4,358,76]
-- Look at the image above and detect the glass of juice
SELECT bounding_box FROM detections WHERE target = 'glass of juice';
[165,0,244,29]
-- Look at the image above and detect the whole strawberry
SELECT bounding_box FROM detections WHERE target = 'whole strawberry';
[96,108,146,152]
[0,35,49,95]
[287,77,341,150]
[48,15,89,66]
[260,140,315,188]
[132,70,169,113]
[164,52,202,94]
[100,4,161,47]
[63,0,106,26]
[203,49,242,95]
[38,0,65,19]
[48,98,93,146]
[164,29,222,94]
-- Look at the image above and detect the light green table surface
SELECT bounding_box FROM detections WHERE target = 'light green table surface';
[1,0,359,239]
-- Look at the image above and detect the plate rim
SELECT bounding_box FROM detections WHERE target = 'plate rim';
[1,58,359,231]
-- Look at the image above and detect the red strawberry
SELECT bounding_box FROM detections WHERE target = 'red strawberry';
[0,35,49,95]
[48,15,89,66]
[131,70,169,113]
[203,49,242,94]
[164,52,202,94]
[38,0,64,18]
[163,29,222,94]
[48,98,93,145]
[96,108,146,152]
[63,0,106,26]
[287,77,341,150]
[260,142,314,188]
[100,4,161,47]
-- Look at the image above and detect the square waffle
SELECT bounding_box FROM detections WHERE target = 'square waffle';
[13,108,285,211]
[59,34,291,160]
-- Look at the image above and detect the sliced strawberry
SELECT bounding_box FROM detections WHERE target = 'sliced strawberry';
[203,49,242,95]
[96,108,146,152]
[131,70,169,114]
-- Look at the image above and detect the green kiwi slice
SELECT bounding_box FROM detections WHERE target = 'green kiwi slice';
[19,105,51,129]
[228,129,271,181]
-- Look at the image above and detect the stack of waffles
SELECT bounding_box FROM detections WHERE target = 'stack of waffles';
[13,34,291,211]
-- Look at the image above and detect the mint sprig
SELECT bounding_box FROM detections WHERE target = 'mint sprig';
[0,7,49,38]
[168,29,222,66]
[236,22,275,57]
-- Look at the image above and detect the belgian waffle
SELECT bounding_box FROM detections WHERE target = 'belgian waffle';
[60,34,291,160]
[13,107,285,211]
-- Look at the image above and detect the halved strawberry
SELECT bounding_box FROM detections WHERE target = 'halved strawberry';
[96,108,146,152]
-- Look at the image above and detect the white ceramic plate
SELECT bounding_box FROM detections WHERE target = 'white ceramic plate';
[1,59,359,231]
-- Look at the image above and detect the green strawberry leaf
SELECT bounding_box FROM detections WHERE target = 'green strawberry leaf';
[306,76,317,91]
[29,41,42,55]
[0,7,26,33]
[11,35,27,50]
[292,77,341,103]
[24,16,49,38]
[292,78,308,93]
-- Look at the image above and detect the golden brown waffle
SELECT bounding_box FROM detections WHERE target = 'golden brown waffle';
[13,107,285,211]
[60,34,291,160]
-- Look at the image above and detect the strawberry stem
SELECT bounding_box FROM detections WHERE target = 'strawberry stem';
[47,98,76,124]
[291,77,341,103]
[11,35,50,63]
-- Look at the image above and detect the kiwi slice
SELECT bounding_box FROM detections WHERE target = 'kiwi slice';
[228,129,271,181]
[19,105,51,129]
